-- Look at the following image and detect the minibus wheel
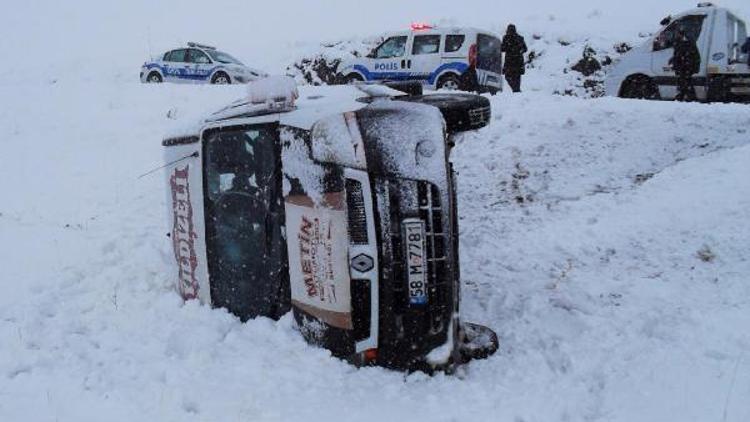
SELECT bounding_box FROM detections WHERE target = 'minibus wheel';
[397,93,491,134]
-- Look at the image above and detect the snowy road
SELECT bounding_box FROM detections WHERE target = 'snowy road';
[1,82,749,422]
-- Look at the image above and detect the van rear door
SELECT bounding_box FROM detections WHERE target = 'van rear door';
[476,34,503,89]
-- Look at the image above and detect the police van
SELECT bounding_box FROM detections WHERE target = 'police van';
[605,3,750,102]
[338,25,504,94]
[140,42,268,85]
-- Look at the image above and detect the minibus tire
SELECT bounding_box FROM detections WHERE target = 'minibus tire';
[458,322,499,363]
[397,93,491,133]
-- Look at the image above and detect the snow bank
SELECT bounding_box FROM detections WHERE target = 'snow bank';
[1,79,749,421]
[2,1,750,420]
[285,28,634,98]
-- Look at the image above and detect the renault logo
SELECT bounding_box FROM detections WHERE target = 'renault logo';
[351,253,374,273]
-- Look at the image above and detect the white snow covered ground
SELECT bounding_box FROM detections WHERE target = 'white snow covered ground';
[1,82,749,422]
[2,1,750,421]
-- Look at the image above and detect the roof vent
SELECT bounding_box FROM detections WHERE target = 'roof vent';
[697,2,715,7]
[247,76,298,109]
[206,76,299,122]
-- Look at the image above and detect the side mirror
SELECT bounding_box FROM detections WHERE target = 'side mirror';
[653,37,668,52]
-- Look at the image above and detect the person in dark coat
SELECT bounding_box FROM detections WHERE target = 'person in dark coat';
[501,24,528,93]
[460,65,480,93]
[669,30,701,102]
[741,37,750,65]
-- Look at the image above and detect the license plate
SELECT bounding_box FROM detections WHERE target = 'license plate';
[403,219,427,305]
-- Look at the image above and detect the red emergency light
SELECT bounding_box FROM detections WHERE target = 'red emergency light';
[410,22,434,31]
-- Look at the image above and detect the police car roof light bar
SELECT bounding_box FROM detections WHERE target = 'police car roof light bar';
[187,42,216,50]
[410,23,434,31]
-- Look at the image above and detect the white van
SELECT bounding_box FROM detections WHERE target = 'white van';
[161,78,498,372]
[338,25,504,94]
[605,3,750,102]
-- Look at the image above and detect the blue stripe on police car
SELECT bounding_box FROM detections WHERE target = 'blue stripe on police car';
[351,62,468,84]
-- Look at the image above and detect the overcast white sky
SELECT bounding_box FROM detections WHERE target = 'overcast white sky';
[2,1,749,74]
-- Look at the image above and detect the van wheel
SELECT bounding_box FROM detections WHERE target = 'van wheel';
[344,73,364,85]
[437,74,461,91]
[211,72,231,85]
[620,75,660,100]
[396,93,491,134]
[147,72,162,83]
[458,322,499,363]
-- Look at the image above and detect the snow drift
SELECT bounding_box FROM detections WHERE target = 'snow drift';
[1,80,749,421]
[2,1,750,420]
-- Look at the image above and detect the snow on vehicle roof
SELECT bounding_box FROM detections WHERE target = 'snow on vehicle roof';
[278,85,371,129]
[187,42,216,50]
[666,3,736,20]
[163,83,407,143]
[657,3,745,30]
[383,26,496,37]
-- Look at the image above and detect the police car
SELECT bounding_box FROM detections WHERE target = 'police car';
[605,3,750,102]
[162,78,497,372]
[140,42,268,84]
[338,25,504,94]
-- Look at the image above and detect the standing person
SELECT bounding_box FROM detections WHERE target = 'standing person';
[742,37,750,65]
[501,24,528,93]
[669,29,701,102]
